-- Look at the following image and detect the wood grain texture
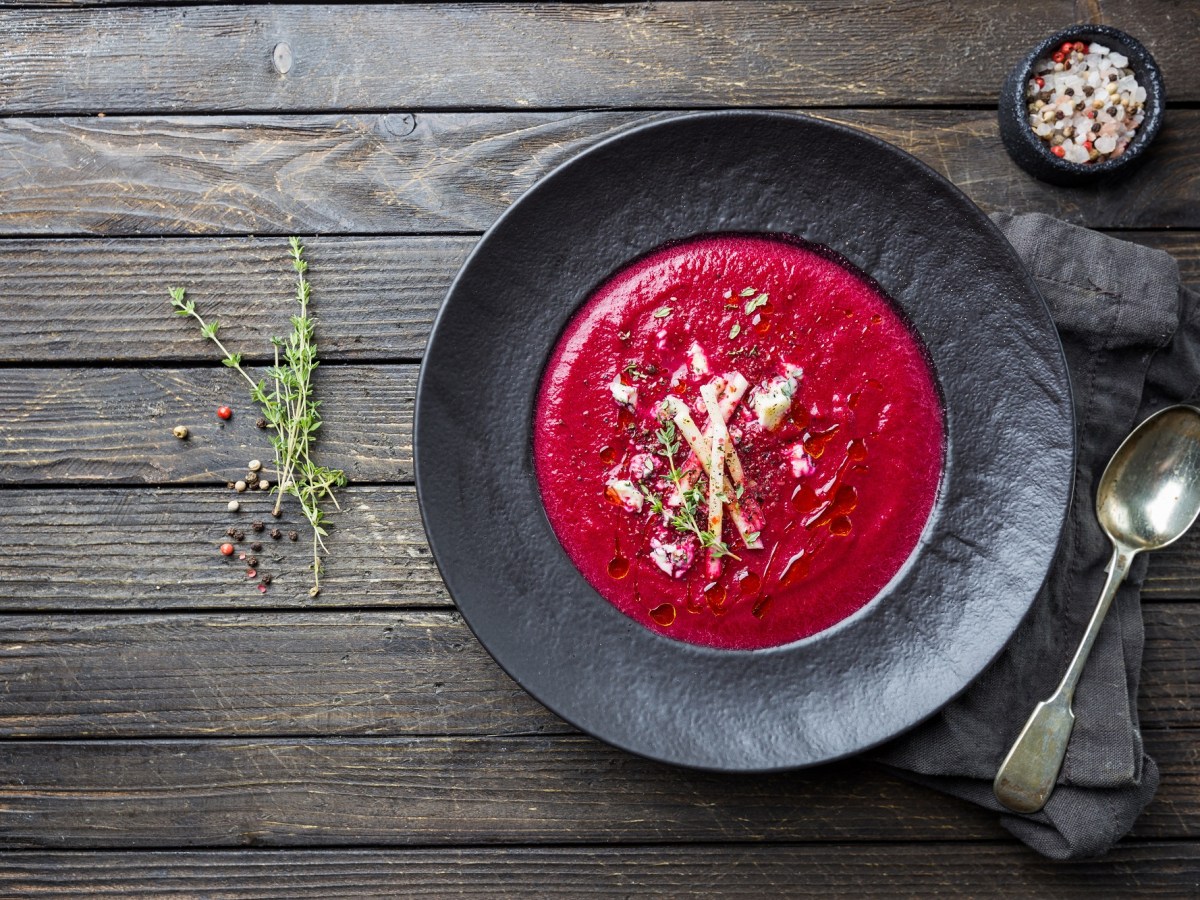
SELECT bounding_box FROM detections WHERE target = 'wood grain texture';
[0,236,469,364]
[3,486,1198,610]
[0,366,415,484]
[2,231,1198,365]
[0,110,1198,238]
[2,843,1198,898]
[8,2,1195,112]
[0,487,443,609]
[0,728,1195,848]
[0,603,1194,739]
[0,610,564,738]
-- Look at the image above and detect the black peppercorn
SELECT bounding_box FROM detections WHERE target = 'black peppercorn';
[1107,106,1118,116]
[1108,72,1118,82]
[1092,122,1102,133]
[260,574,273,585]
[1054,110,1064,120]
[256,417,267,429]
[251,521,264,532]
[247,556,258,568]
[1064,87,1074,96]
[270,528,282,540]
[226,527,237,537]
[232,530,244,542]
[289,530,299,542]
[1083,85,1094,96]
[251,541,263,552]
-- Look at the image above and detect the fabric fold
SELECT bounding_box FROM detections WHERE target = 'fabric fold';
[874,213,1197,859]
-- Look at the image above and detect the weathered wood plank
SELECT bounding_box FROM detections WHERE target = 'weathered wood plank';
[0,487,443,609]
[0,603,1192,738]
[2,231,1199,365]
[0,728,1194,848]
[0,236,469,364]
[0,610,563,738]
[7,2,1194,112]
[2,843,1197,898]
[2,486,1198,609]
[0,110,1197,238]
[0,366,414,484]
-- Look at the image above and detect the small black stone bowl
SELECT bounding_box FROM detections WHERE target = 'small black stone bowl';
[999,25,1164,186]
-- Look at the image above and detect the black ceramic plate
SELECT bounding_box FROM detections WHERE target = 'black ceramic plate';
[415,111,1074,771]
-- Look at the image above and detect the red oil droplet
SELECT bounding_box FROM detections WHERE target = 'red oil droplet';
[789,403,811,430]
[779,551,810,588]
[754,317,772,334]
[843,308,855,318]
[803,424,841,459]
[791,483,821,514]
[830,516,852,536]
[832,484,858,514]
[685,583,704,614]
[705,582,727,614]
[870,313,883,325]
[617,407,634,430]
[649,603,677,627]
[604,485,624,506]
[739,571,761,595]
[599,445,617,465]
[847,438,867,461]
[608,555,630,579]
[752,595,772,619]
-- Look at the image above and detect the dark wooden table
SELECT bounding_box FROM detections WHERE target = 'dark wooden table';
[1,3,1199,895]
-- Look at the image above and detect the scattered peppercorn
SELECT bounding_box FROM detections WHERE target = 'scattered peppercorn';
[219,543,234,556]
[1092,122,1102,133]
[258,480,271,491]
[232,530,244,542]
[247,556,258,568]
[1054,110,1064,120]
[172,425,189,440]
[1109,72,1118,82]
[246,568,257,578]
[1084,85,1094,96]
[252,521,264,532]
[260,574,273,585]
[289,531,299,542]
[1052,51,1065,63]
[251,541,263,552]
[1107,106,1118,116]
[248,460,262,472]
[235,481,247,493]
[226,526,238,537]
[1051,145,1066,158]
[271,509,282,518]
[217,406,232,420]
[1064,87,1074,96]
[271,528,282,540]
[227,482,237,490]
[255,417,267,429]
[228,500,240,513]
[245,471,258,485]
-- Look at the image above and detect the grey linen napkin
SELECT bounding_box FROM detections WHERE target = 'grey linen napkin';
[874,212,1200,860]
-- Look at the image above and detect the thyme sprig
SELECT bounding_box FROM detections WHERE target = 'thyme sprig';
[651,417,737,560]
[169,237,346,596]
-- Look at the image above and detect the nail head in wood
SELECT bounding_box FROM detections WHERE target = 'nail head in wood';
[272,42,293,75]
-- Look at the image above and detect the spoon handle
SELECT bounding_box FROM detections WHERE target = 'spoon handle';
[993,545,1133,814]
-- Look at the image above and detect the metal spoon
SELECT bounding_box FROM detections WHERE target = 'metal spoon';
[994,404,1200,815]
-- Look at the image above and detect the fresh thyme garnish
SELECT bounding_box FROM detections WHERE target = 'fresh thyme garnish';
[729,323,742,339]
[652,306,673,319]
[653,415,738,559]
[169,237,347,596]
[739,287,757,297]
[744,293,769,315]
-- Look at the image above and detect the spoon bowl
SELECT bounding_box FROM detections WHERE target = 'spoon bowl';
[1098,405,1200,552]
[996,404,1200,814]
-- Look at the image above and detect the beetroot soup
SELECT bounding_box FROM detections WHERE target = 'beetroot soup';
[533,235,943,649]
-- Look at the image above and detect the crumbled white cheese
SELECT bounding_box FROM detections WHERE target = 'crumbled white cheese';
[649,536,696,578]
[609,374,638,409]
[788,443,816,477]
[605,478,643,513]
[629,453,657,482]
[687,341,710,376]
[751,367,802,431]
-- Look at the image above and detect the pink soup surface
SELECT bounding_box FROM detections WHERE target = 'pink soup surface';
[533,235,944,649]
